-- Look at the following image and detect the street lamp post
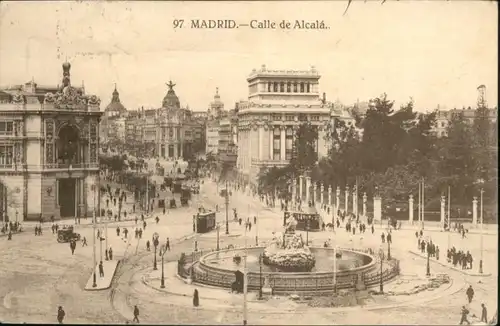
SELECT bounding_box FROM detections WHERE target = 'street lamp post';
[216,223,220,251]
[333,246,338,294]
[160,245,166,288]
[258,253,263,300]
[479,187,484,274]
[92,184,97,288]
[379,248,384,293]
[387,238,391,260]
[255,215,258,246]
[225,180,229,235]
[426,242,431,277]
[153,235,159,270]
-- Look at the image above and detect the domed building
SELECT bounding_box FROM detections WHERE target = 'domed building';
[105,85,127,117]
[0,61,102,221]
[162,80,181,109]
[100,84,127,145]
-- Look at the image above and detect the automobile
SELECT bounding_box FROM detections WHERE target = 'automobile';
[57,226,81,243]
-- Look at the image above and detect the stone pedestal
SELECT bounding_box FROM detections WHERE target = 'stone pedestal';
[362,193,367,217]
[336,187,340,215]
[320,184,324,205]
[299,176,304,202]
[305,177,311,204]
[440,196,445,227]
[328,186,332,206]
[472,197,478,225]
[409,195,414,225]
[373,196,382,224]
[345,186,349,213]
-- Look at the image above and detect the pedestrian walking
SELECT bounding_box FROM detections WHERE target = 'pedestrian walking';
[116,227,120,237]
[371,224,374,234]
[481,303,488,323]
[166,238,170,251]
[163,207,166,215]
[466,285,474,303]
[109,247,113,260]
[70,241,76,255]
[146,240,151,251]
[143,221,147,230]
[57,306,65,324]
[133,305,140,323]
[193,289,199,307]
[156,216,160,224]
[99,261,104,277]
[459,306,470,325]
[82,237,87,247]
[135,217,138,225]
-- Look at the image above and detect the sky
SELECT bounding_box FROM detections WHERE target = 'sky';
[0,1,497,112]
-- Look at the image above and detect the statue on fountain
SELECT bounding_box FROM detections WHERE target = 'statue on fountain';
[262,214,316,272]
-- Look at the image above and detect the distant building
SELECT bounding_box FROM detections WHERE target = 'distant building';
[0,62,102,221]
[120,81,201,159]
[236,65,337,183]
[432,106,498,138]
[99,85,127,144]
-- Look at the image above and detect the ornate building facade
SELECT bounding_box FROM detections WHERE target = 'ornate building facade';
[236,65,336,183]
[0,62,102,222]
[123,81,199,160]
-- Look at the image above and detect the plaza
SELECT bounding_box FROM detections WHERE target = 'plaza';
[0,176,497,324]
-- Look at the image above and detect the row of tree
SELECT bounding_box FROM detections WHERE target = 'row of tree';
[259,94,497,214]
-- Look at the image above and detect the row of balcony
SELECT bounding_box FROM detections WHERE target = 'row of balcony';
[0,162,99,172]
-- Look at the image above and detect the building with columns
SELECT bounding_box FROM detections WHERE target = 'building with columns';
[0,62,102,222]
[236,65,336,183]
[121,81,199,160]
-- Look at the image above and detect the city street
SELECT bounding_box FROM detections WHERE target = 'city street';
[2,178,495,324]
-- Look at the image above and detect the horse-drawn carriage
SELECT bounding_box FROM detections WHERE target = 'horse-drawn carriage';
[57,225,81,243]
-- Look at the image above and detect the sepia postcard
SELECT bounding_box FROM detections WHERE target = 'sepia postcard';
[0,1,497,325]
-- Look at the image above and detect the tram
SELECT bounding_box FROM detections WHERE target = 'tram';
[283,206,321,231]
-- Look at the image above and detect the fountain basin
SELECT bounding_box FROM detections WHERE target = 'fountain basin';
[179,247,400,295]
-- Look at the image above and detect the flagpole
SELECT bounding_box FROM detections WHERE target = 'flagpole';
[421,178,425,230]
[447,186,451,250]
[243,217,248,325]
[418,181,421,228]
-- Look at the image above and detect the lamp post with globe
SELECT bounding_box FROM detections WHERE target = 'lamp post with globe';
[153,233,159,270]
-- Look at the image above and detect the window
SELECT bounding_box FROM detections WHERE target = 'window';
[272,114,281,121]
[273,82,278,92]
[293,83,298,93]
[311,115,320,121]
[285,115,294,121]
[268,82,272,92]
[273,128,281,160]
[176,128,180,140]
[306,83,311,93]
[169,128,173,139]
[0,145,13,167]
[280,82,284,93]
[285,127,294,160]
[441,122,445,128]
[300,82,304,93]
[287,82,291,93]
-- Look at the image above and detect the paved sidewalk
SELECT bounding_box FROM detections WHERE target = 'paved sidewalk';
[84,259,120,290]
[408,251,492,277]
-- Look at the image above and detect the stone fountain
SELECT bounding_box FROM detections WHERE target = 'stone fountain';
[262,214,316,272]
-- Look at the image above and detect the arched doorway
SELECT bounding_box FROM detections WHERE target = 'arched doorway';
[57,124,80,165]
[56,124,80,218]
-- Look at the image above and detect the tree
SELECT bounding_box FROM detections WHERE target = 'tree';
[289,122,318,174]
[438,111,476,201]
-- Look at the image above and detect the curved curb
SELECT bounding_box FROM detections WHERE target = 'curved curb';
[408,251,493,277]
[135,265,463,315]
